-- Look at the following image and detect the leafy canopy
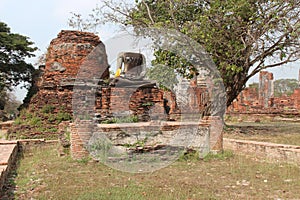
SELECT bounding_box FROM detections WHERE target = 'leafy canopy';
[0,22,37,109]
[274,78,299,97]
[0,21,37,92]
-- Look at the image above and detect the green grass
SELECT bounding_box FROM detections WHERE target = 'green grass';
[101,116,139,124]
[5,144,300,199]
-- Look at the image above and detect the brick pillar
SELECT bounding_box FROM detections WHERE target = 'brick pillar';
[70,120,94,159]
[206,116,224,152]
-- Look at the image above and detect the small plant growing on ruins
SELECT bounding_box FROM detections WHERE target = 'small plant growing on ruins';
[117,115,138,123]
[76,156,92,164]
[178,149,200,161]
[123,137,148,148]
[13,117,23,125]
[47,127,58,133]
[29,116,42,126]
[101,115,139,124]
[42,105,55,114]
[47,114,56,123]
[88,137,113,161]
[101,118,118,124]
[141,102,155,107]
[56,112,72,123]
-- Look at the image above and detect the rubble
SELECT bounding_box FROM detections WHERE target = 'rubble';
[228,71,300,114]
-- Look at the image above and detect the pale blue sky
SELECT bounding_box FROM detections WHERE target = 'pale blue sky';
[0,0,117,100]
[1,0,299,101]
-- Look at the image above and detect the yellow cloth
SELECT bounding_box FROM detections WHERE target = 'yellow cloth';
[115,68,122,77]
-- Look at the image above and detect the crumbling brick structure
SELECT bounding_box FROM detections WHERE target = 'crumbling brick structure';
[30,30,109,113]
[28,30,178,122]
[228,70,300,114]
[259,71,274,108]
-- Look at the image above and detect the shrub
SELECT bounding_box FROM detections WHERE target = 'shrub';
[56,112,72,123]
[42,105,55,114]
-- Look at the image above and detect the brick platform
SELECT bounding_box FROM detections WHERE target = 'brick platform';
[0,140,18,193]
[224,138,300,165]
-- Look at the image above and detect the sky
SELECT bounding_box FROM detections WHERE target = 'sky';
[1,0,300,101]
[0,0,116,101]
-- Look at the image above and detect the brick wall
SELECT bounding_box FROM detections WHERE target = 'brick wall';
[224,138,300,165]
[70,120,215,160]
[228,71,300,114]
[31,30,109,114]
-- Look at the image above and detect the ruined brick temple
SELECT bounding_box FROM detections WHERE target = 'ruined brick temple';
[9,30,223,163]
[30,30,184,122]
[228,70,300,114]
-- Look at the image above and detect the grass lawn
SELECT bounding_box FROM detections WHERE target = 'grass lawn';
[224,121,300,146]
[3,144,300,200]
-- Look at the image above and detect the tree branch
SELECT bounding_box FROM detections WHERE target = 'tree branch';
[142,0,154,25]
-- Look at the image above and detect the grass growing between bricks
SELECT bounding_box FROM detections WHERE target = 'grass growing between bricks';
[5,144,300,199]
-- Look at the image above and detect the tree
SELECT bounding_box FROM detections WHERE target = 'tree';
[274,78,299,97]
[85,0,300,107]
[146,63,178,91]
[0,22,37,91]
[0,22,37,108]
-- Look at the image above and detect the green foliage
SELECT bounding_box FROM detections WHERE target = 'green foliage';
[146,63,179,91]
[42,105,56,114]
[56,112,72,123]
[0,91,21,121]
[141,102,155,107]
[0,22,37,92]
[273,79,299,97]
[76,156,92,164]
[248,82,258,89]
[29,116,42,126]
[123,137,148,148]
[101,115,139,124]
[10,105,72,139]
[178,149,200,162]
[13,119,22,126]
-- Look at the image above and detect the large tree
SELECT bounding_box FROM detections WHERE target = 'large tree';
[83,0,300,107]
[274,78,299,97]
[0,22,37,108]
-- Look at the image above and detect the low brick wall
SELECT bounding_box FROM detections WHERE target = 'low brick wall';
[224,138,300,165]
[70,119,224,160]
[0,121,14,131]
[0,140,18,193]
[70,121,95,159]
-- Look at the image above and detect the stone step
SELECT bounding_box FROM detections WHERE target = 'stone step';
[0,140,18,193]
[224,138,300,165]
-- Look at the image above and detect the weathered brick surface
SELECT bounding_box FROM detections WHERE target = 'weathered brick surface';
[31,30,109,114]
[0,141,18,193]
[70,120,214,159]
[224,138,300,165]
[70,120,95,159]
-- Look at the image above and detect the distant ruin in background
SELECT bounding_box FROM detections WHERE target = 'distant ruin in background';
[228,70,300,113]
